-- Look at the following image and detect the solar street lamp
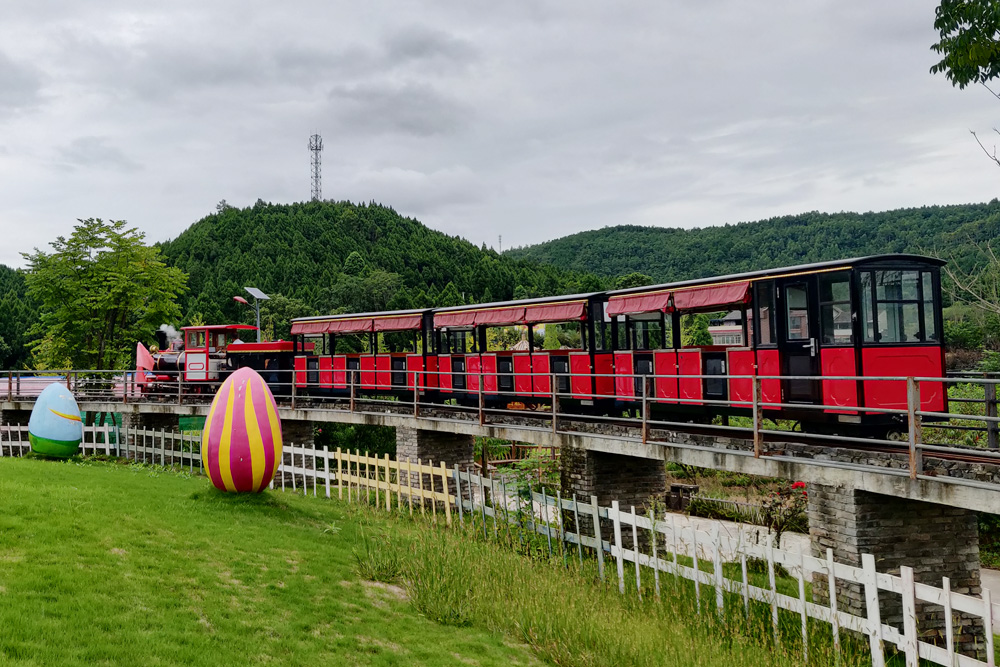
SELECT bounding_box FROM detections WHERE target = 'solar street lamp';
[235,287,270,342]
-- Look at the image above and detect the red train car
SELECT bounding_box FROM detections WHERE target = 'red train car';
[288,255,946,436]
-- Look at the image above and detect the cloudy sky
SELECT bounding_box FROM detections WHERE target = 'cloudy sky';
[0,1,997,267]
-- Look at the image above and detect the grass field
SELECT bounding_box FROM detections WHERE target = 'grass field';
[0,456,901,666]
[0,457,540,666]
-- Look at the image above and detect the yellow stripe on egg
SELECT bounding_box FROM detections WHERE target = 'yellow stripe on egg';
[244,379,266,492]
[218,383,237,492]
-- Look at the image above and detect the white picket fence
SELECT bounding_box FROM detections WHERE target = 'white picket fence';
[1,427,996,667]
[0,422,118,457]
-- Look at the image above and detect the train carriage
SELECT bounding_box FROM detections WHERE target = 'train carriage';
[283,254,946,435]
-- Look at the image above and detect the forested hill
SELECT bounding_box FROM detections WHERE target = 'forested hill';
[159,200,602,325]
[506,202,1000,282]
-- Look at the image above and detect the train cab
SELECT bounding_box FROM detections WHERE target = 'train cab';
[180,324,258,382]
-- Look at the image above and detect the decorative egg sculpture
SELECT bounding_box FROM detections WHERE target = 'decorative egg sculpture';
[29,383,83,458]
[202,367,283,493]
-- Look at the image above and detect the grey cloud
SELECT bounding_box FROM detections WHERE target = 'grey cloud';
[0,52,42,112]
[384,26,478,66]
[328,82,472,136]
[58,137,142,173]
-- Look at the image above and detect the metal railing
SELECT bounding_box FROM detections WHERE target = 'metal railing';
[6,366,1000,486]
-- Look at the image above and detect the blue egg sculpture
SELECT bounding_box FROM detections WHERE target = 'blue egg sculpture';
[29,383,83,458]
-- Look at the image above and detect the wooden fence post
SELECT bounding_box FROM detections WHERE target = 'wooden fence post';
[861,553,886,667]
[649,507,660,598]
[631,506,641,599]
[384,453,391,511]
[943,577,955,664]
[335,447,342,500]
[454,465,464,527]
[611,500,625,594]
[323,446,331,499]
[440,461,452,527]
[827,548,840,655]
[406,458,414,516]
[900,566,918,667]
[712,523,724,617]
[590,495,604,581]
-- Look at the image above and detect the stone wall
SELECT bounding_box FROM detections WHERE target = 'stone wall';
[560,444,667,550]
[808,483,984,658]
[395,427,474,505]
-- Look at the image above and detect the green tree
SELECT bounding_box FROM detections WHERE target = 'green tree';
[342,251,366,277]
[681,313,712,347]
[543,324,561,350]
[437,282,465,307]
[614,272,654,290]
[249,294,315,341]
[22,219,188,369]
[930,0,1000,88]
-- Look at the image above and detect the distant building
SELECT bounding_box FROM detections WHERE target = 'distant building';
[708,311,744,346]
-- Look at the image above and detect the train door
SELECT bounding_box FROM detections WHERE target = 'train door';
[776,278,821,404]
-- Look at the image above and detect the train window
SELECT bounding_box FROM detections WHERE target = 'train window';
[186,331,206,349]
[923,273,939,341]
[861,270,937,344]
[784,283,810,341]
[819,273,852,345]
[632,317,669,350]
[755,282,774,345]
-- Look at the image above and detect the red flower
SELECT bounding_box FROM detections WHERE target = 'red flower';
[790,481,806,490]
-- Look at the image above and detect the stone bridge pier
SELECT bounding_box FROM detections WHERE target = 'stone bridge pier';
[808,484,985,657]
[395,427,474,505]
[560,443,667,550]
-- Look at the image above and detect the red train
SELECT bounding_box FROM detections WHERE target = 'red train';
[287,255,947,436]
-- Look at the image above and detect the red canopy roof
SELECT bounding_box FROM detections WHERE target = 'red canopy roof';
[672,281,751,310]
[290,318,373,335]
[606,291,671,317]
[373,314,423,332]
[523,300,587,323]
[474,307,525,326]
[434,311,476,328]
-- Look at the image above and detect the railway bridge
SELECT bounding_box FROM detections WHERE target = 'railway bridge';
[2,378,999,650]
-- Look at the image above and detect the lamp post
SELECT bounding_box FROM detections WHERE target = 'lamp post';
[233,288,270,342]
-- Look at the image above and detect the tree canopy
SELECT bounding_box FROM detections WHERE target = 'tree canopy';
[930,0,1000,88]
[22,219,187,370]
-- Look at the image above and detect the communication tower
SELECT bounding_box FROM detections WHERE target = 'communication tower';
[308,134,323,201]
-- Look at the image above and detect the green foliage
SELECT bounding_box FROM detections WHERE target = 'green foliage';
[160,200,597,322]
[507,201,1000,283]
[0,266,36,369]
[342,250,366,277]
[614,271,653,290]
[930,0,1000,88]
[681,313,712,347]
[945,317,987,349]
[22,219,187,370]
[542,323,561,350]
[242,293,315,341]
[314,423,396,458]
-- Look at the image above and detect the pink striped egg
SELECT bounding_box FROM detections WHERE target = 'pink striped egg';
[201,367,283,493]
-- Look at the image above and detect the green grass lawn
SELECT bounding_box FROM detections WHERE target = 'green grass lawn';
[0,456,890,666]
[0,457,540,666]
